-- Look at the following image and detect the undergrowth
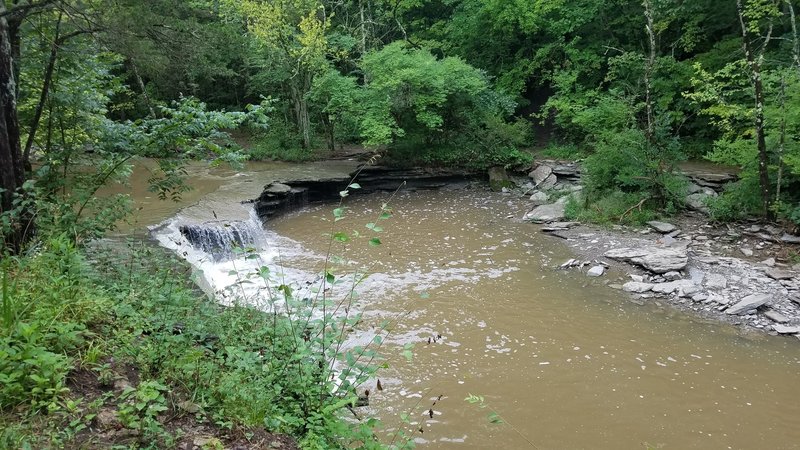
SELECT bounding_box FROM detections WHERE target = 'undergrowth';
[0,225,411,448]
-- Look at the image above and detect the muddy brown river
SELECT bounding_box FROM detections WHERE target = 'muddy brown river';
[123,158,800,449]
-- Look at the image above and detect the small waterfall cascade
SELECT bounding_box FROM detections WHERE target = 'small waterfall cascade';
[178,219,262,260]
[151,208,321,307]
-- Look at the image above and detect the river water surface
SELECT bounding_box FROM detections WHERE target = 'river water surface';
[124,159,800,449]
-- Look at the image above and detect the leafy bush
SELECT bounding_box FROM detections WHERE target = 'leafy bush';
[0,324,72,411]
[246,120,323,162]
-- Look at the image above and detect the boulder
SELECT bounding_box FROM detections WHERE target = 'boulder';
[537,174,558,191]
[587,266,606,277]
[529,165,553,184]
[685,193,714,214]
[647,221,677,234]
[725,294,771,315]
[530,191,549,205]
[488,166,513,191]
[523,202,566,223]
[604,246,688,273]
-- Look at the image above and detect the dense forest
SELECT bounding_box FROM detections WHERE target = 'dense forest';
[2,0,800,247]
[1,0,800,448]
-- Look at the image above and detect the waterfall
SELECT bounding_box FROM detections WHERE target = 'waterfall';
[178,220,261,260]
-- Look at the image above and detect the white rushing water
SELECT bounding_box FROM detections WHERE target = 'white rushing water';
[150,208,327,314]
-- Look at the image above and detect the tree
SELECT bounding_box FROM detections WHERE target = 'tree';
[229,0,330,150]
[736,0,780,219]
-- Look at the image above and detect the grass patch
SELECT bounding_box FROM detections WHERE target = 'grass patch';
[565,190,658,226]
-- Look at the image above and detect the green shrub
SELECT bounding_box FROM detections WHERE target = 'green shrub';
[540,143,589,160]
[246,120,325,162]
[0,323,72,411]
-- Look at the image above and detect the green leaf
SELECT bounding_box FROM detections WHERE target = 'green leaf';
[420,292,430,299]
[333,232,350,243]
[348,183,362,189]
[366,223,384,232]
[488,412,504,424]
[369,238,382,246]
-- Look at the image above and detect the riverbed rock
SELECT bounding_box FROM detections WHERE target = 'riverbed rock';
[537,174,558,191]
[651,280,696,295]
[760,257,776,267]
[772,324,800,334]
[623,281,655,293]
[685,193,714,214]
[725,294,772,315]
[523,202,566,223]
[604,246,689,274]
[488,166,512,191]
[529,165,553,185]
[542,222,579,232]
[704,274,728,290]
[766,268,795,281]
[264,182,292,194]
[663,271,682,281]
[781,233,800,244]
[530,191,549,205]
[647,221,677,234]
[587,266,606,277]
[740,247,754,257]
[764,310,790,323]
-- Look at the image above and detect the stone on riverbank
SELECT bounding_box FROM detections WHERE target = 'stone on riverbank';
[587,266,606,277]
[651,280,696,295]
[772,324,800,334]
[523,202,566,223]
[725,294,771,315]
[647,221,677,234]
[604,246,689,274]
[488,166,512,191]
[529,165,552,185]
[530,191,549,205]
[623,282,654,293]
[781,233,800,244]
[685,193,714,214]
[765,268,794,281]
[764,310,790,323]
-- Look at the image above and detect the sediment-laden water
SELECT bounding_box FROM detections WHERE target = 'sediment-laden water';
[132,159,800,449]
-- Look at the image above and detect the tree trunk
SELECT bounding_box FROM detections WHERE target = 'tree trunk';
[643,0,657,144]
[0,6,29,252]
[737,0,773,220]
[23,13,61,169]
[290,78,312,150]
[788,0,800,73]
[130,59,157,118]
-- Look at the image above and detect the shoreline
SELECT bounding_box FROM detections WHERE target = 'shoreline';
[532,212,800,341]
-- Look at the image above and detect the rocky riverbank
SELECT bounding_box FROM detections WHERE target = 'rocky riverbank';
[516,160,800,340]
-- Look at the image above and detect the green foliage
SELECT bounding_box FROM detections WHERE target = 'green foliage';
[565,190,659,225]
[689,62,800,225]
[361,42,531,169]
